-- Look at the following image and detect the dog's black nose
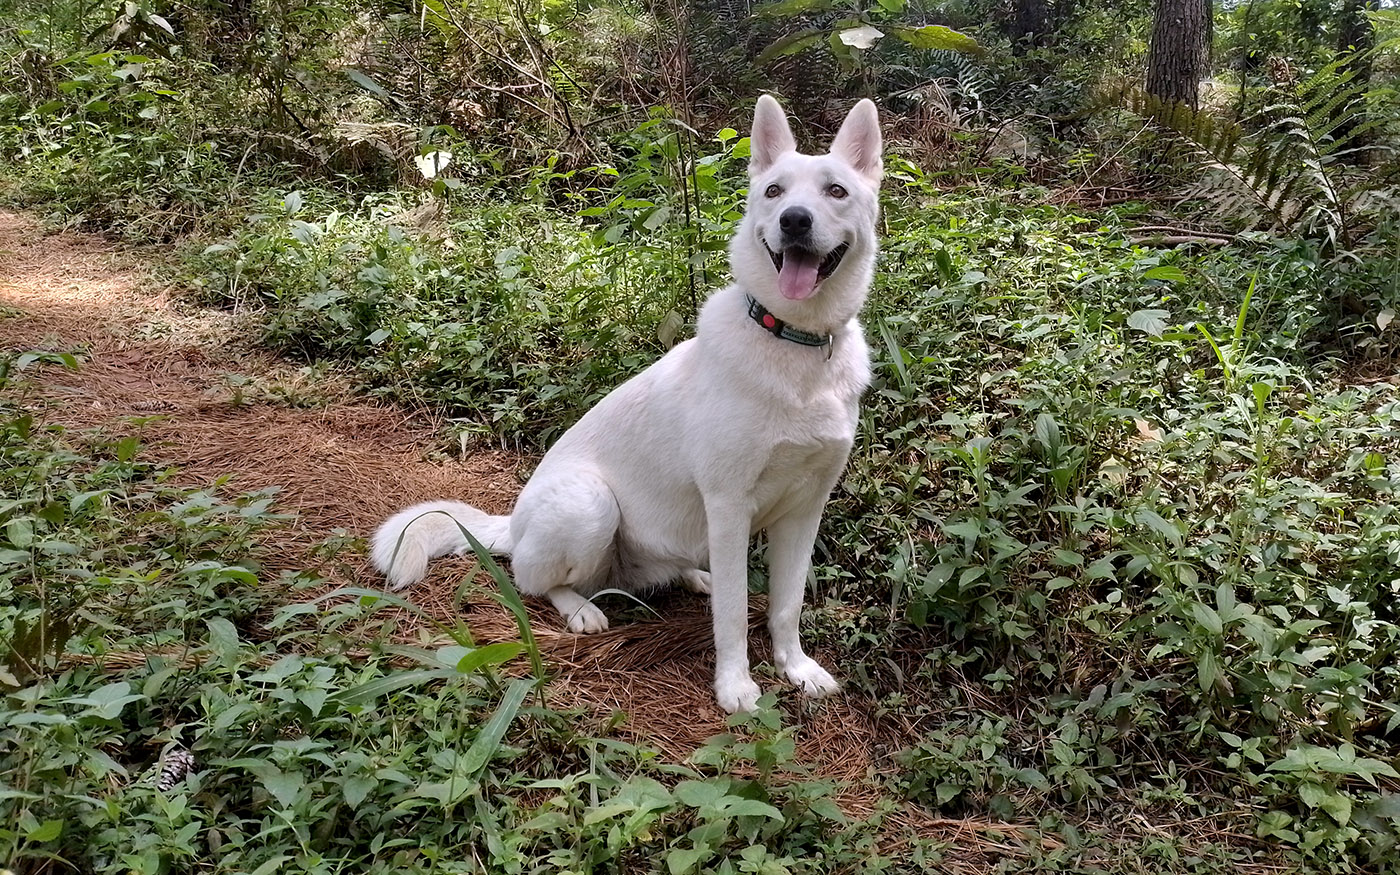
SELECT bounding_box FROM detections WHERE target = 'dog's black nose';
[779,207,813,236]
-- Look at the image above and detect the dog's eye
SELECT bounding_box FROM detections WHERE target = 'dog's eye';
[827,184,848,199]
[764,184,782,199]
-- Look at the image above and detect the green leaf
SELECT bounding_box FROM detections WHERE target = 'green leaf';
[1033,412,1060,450]
[6,518,33,548]
[1143,265,1187,282]
[1197,648,1222,694]
[343,775,376,807]
[114,435,140,463]
[1267,744,1400,783]
[1321,791,1353,825]
[1127,308,1171,337]
[455,642,525,675]
[1191,602,1224,637]
[458,678,534,775]
[68,681,145,720]
[36,539,80,556]
[1366,793,1400,820]
[1015,768,1050,790]
[753,0,835,17]
[26,819,62,842]
[205,617,240,663]
[68,489,110,516]
[667,846,711,875]
[329,668,455,706]
[1256,810,1297,841]
[674,780,729,808]
[719,798,784,820]
[1133,508,1182,546]
[582,800,642,825]
[642,206,671,231]
[345,68,391,102]
[1298,780,1328,810]
[296,688,329,719]
[259,768,303,808]
[755,29,824,66]
[889,24,982,54]
[807,795,847,822]
[249,856,292,875]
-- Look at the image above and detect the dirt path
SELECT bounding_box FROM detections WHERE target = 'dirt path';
[0,211,894,772]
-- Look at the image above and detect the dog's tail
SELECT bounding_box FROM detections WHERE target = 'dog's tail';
[371,500,514,590]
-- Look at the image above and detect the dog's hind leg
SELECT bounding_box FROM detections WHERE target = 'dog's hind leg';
[542,587,609,634]
[679,569,712,595]
[509,472,621,634]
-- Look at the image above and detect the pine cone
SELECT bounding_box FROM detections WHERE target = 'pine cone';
[155,748,196,791]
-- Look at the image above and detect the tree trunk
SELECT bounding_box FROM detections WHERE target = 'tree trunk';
[1146,0,1213,109]
[1337,0,1375,56]
[1008,0,1052,53]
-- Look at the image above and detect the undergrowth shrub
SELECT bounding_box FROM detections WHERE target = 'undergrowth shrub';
[816,178,1400,865]
[0,48,261,238]
[189,121,750,445]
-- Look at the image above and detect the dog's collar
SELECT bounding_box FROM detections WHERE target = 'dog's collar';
[745,295,832,349]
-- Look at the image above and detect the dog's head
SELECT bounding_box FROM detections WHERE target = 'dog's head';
[731,94,882,329]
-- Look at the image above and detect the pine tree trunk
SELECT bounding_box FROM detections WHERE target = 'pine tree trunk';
[1146,0,1213,109]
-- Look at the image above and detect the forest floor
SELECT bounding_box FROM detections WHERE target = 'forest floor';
[0,210,1281,870]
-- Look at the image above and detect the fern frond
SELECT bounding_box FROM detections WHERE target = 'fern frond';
[1104,47,1391,250]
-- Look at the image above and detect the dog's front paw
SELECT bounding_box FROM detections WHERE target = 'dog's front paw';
[566,602,610,634]
[715,673,762,714]
[783,656,840,698]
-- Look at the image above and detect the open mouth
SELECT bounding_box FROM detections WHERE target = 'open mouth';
[764,241,849,301]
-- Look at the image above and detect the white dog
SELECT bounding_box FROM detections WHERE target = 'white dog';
[372,94,882,713]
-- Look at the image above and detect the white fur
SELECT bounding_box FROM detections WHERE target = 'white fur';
[372,94,882,713]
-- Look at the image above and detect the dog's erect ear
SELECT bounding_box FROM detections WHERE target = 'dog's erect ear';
[749,94,796,177]
[829,98,882,185]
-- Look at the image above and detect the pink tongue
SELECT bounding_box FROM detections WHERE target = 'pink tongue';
[778,250,821,300]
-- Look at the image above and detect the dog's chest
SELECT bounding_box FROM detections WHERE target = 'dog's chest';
[745,432,850,530]
[744,388,857,512]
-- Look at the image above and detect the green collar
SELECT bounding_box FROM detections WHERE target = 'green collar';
[745,295,832,349]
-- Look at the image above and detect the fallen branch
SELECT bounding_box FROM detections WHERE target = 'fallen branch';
[1129,232,1233,247]
[1128,223,1235,239]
